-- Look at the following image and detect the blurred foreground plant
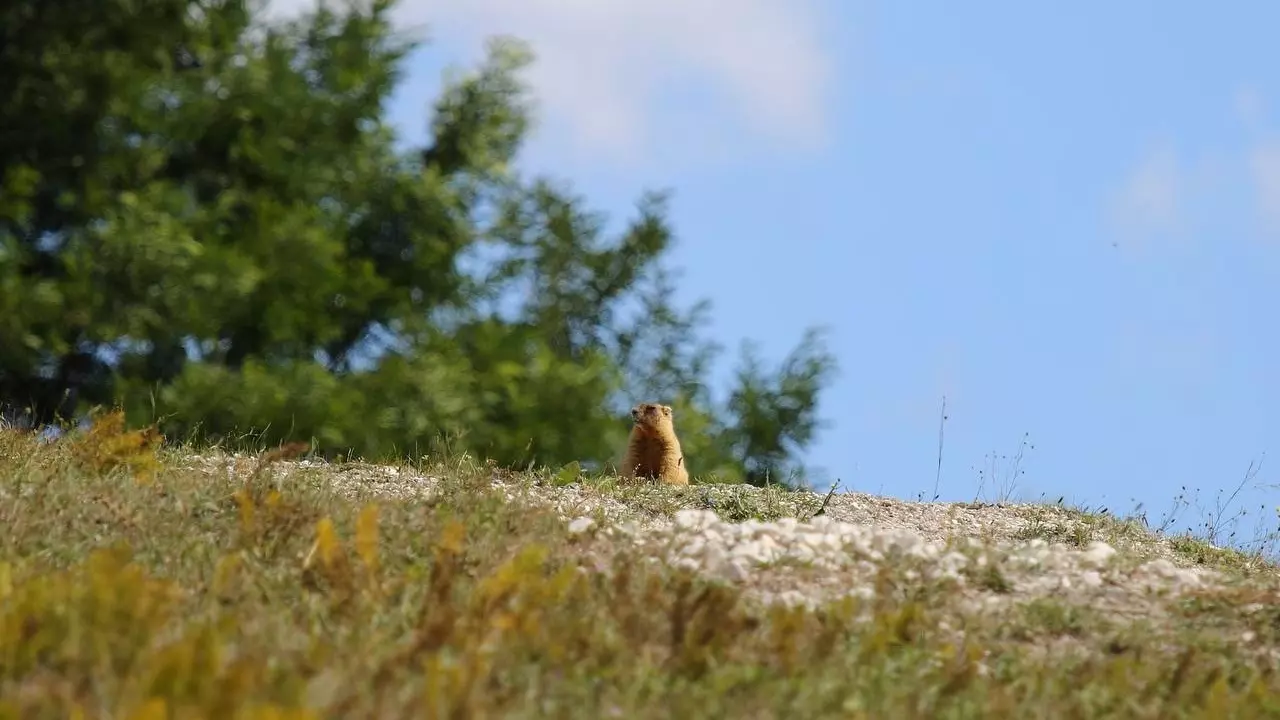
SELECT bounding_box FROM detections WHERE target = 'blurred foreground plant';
[2,428,1278,718]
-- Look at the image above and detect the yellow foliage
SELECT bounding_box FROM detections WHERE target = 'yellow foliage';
[239,707,319,720]
[0,548,325,717]
[68,409,163,484]
[437,519,466,556]
[0,549,179,710]
[229,485,318,564]
[234,488,256,532]
[212,553,244,601]
[127,698,168,720]
[355,503,380,575]
[315,517,343,569]
[300,516,358,602]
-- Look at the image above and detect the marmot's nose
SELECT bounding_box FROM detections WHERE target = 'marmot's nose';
[630,408,639,420]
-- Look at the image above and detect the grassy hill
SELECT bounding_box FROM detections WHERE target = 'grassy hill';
[2,419,1279,718]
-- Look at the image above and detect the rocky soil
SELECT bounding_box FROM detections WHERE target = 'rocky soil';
[185,450,1280,657]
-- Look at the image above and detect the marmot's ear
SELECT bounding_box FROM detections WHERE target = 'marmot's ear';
[661,405,672,416]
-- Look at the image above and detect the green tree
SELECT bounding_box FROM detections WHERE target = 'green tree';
[0,0,838,486]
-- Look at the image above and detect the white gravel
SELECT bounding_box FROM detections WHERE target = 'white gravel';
[574,508,1223,613]
[183,451,1258,614]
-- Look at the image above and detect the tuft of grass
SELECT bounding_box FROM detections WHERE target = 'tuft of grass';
[1168,535,1264,575]
[967,562,1014,594]
[1013,512,1096,548]
[3,422,1280,718]
[1012,598,1093,639]
[1012,502,1180,558]
[568,472,823,525]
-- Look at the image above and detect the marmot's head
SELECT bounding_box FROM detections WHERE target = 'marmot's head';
[630,402,674,433]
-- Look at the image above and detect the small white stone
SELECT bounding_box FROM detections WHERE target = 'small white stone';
[755,534,782,557]
[682,536,707,558]
[807,516,836,532]
[790,543,818,564]
[674,556,702,572]
[1081,541,1116,566]
[726,557,752,582]
[772,590,812,607]
[567,517,595,535]
[849,585,876,601]
[674,509,719,531]
[939,551,969,574]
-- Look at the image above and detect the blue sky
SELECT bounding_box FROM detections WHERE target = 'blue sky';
[272,1,1280,544]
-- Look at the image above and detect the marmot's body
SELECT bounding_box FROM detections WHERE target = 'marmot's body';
[620,402,689,485]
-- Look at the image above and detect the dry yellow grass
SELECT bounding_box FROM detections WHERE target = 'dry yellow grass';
[2,419,1280,718]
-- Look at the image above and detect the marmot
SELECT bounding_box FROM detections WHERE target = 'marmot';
[620,402,689,485]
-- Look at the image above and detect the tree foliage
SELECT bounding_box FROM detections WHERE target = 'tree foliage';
[0,0,838,486]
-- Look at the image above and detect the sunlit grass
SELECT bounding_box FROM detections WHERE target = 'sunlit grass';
[2,416,1279,718]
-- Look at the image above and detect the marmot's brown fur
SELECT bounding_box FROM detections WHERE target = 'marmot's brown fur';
[620,402,689,485]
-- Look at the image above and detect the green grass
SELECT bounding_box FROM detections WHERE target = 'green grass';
[1167,535,1263,574]
[3,421,1280,719]
[1012,504,1152,550]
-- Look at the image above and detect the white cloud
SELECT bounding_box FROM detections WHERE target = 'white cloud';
[1110,144,1184,246]
[1234,85,1266,131]
[1233,85,1280,235]
[1106,91,1280,247]
[1249,142,1280,234]
[262,0,833,167]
